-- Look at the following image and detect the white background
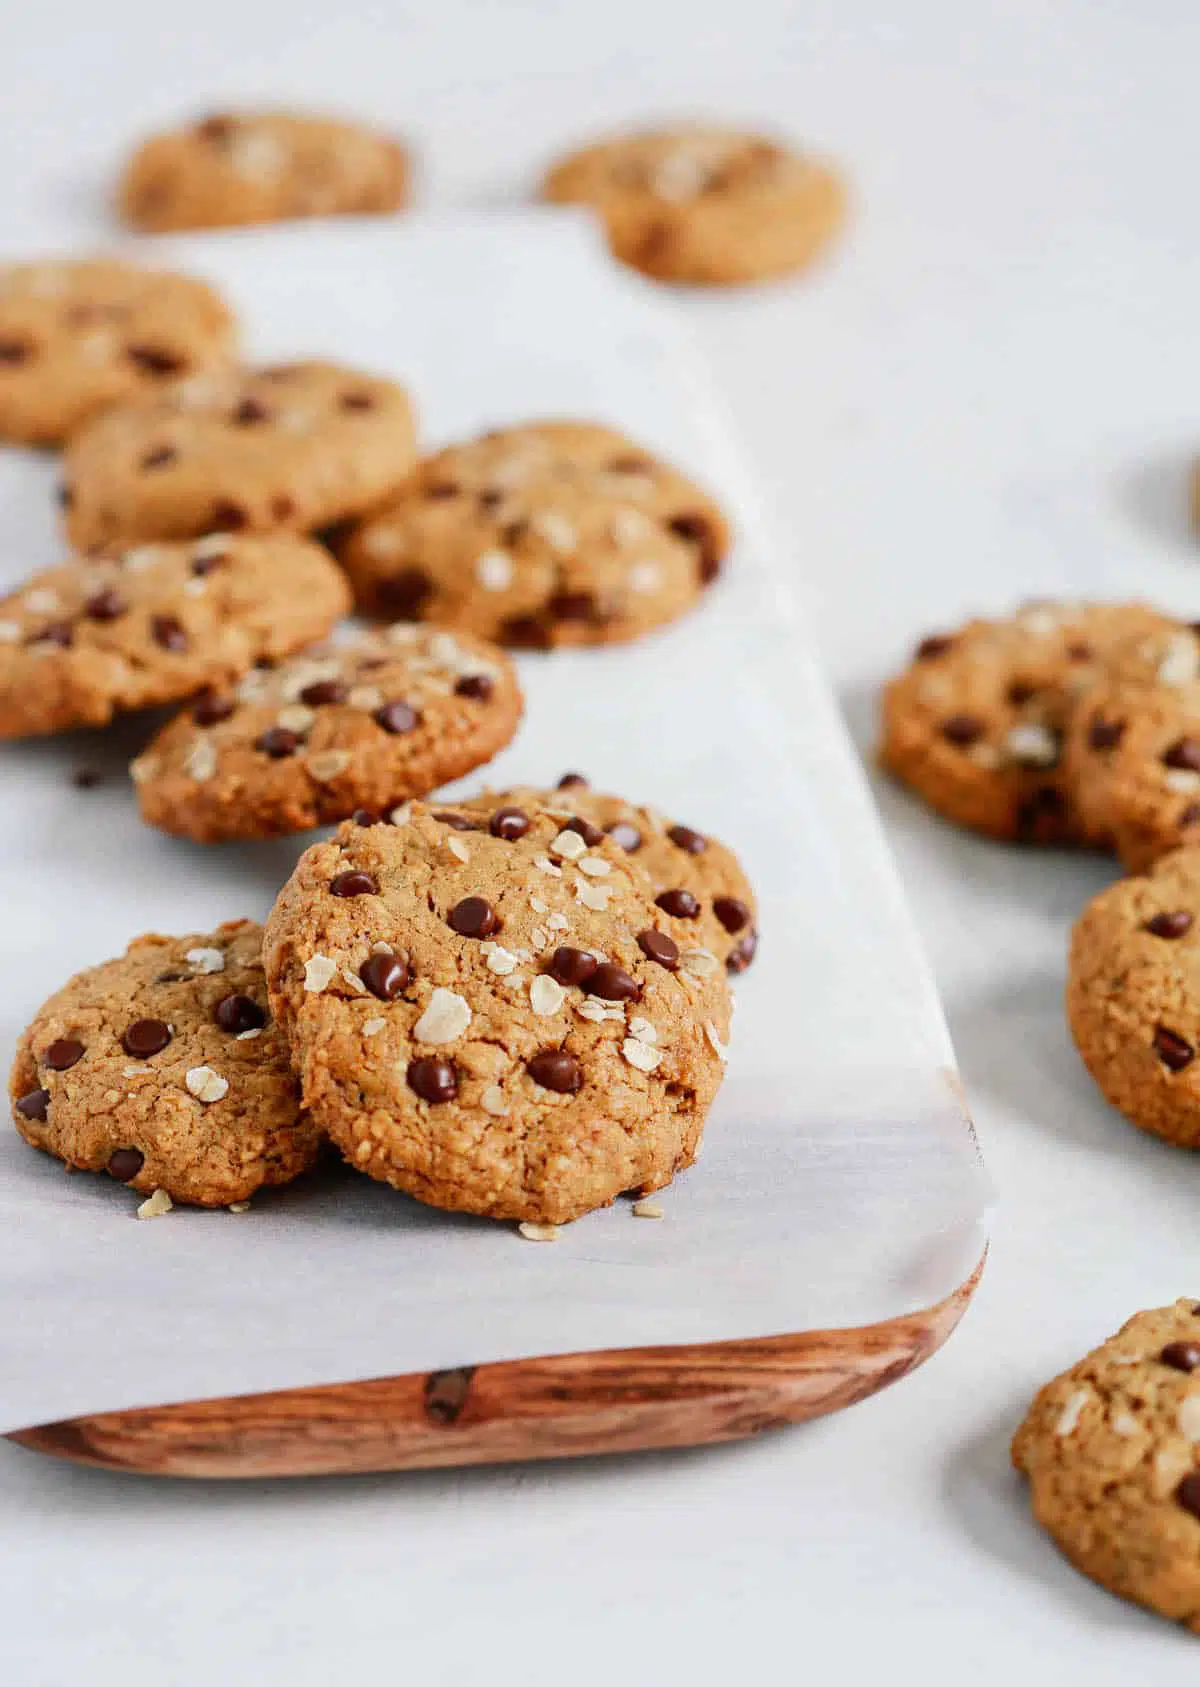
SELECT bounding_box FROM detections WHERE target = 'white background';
[0,1,1198,1681]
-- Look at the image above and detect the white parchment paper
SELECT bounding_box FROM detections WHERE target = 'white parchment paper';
[0,214,990,1432]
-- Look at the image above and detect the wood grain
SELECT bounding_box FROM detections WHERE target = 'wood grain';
[7,1254,984,1478]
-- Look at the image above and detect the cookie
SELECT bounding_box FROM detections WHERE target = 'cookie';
[0,533,350,738]
[879,602,1172,844]
[118,110,409,232]
[336,420,729,648]
[0,258,235,447]
[541,125,845,285]
[1066,846,1200,1147]
[1012,1299,1200,1630]
[61,360,417,552]
[9,920,322,1207]
[133,625,523,842]
[262,801,733,1224]
[463,777,758,974]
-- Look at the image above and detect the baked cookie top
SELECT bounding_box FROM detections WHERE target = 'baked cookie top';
[542,124,845,285]
[61,359,417,551]
[118,109,410,232]
[9,920,322,1208]
[463,777,757,974]
[336,419,729,649]
[133,624,523,842]
[0,257,236,447]
[263,801,733,1225]
[1013,1300,1200,1631]
[0,533,350,738]
[1067,846,1200,1148]
[879,601,1173,844]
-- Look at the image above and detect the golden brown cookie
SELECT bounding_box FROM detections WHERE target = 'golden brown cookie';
[463,777,757,974]
[118,110,410,232]
[61,360,417,551]
[1013,1300,1200,1630]
[0,533,350,738]
[263,801,733,1225]
[133,625,523,842]
[335,420,728,648]
[9,920,322,1207]
[0,258,236,447]
[879,602,1173,844]
[1067,847,1200,1147]
[542,124,845,285]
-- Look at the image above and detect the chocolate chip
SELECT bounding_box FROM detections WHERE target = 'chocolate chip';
[669,513,722,584]
[1067,642,1093,661]
[916,635,953,660]
[0,339,31,365]
[210,500,248,531]
[30,621,73,648]
[713,896,751,934]
[331,870,379,897]
[1154,1025,1195,1071]
[374,700,420,735]
[361,952,411,1000]
[1015,786,1066,837]
[656,889,700,920]
[407,1057,458,1103]
[1183,804,1200,830]
[669,824,707,855]
[255,726,300,758]
[140,446,177,472]
[193,691,234,726]
[1088,715,1125,751]
[352,807,382,826]
[606,820,642,852]
[433,812,477,830]
[271,495,296,523]
[501,615,550,649]
[1145,911,1194,939]
[609,453,653,473]
[71,768,103,789]
[638,930,679,970]
[121,1018,172,1058]
[448,896,500,938]
[557,772,589,789]
[107,1146,144,1182]
[1162,1341,1200,1372]
[490,806,530,840]
[191,549,226,576]
[426,480,461,499]
[527,1049,583,1093]
[1165,738,1200,773]
[455,674,494,701]
[151,615,187,652]
[214,994,267,1034]
[14,1087,49,1121]
[57,483,73,509]
[1006,681,1037,706]
[127,344,184,377]
[941,714,984,746]
[42,1038,84,1070]
[565,815,604,847]
[84,587,126,621]
[549,947,599,988]
[196,114,234,142]
[340,391,374,412]
[477,488,503,510]
[1177,1473,1200,1524]
[586,962,641,1002]
[378,568,433,618]
[727,930,759,974]
[549,591,600,623]
[233,396,271,425]
[300,679,348,706]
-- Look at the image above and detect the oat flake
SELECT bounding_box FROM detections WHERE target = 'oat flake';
[482,943,519,976]
[476,550,514,592]
[277,703,315,734]
[632,1199,665,1219]
[627,1016,658,1045]
[480,1085,509,1117]
[518,1222,560,1242]
[575,882,611,912]
[362,1016,387,1037]
[413,987,472,1044]
[1054,1388,1090,1437]
[446,835,470,864]
[186,946,225,974]
[307,749,351,782]
[185,1065,229,1104]
[530,974,567,1016]
[578,856,611,877]
[704,1021,729,1062]
[136,1188,174,1220]
[0,621,19,642]
[228,1201,252,1214]
[303,955,337,993]
[1179,1395,1200,1443]
[183,739,218,782]
[550,828,587,860]
[622,1037,663,1074]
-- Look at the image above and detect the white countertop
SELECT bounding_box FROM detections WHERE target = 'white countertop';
[2,1,1199,1680]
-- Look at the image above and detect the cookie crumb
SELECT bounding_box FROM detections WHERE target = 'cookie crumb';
[136,1188,174,1220]
[517,1221,560,1242]
[228,1200,251,1214]
[632,1199,664,1219]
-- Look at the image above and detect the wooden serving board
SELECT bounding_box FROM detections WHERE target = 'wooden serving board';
[7,1254,983,1478]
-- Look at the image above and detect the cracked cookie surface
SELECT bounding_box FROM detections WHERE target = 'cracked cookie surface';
[9,920,322,1207]
[1013,1300,1200,1630]
[263,800,733,1224]
[134,624,523,841]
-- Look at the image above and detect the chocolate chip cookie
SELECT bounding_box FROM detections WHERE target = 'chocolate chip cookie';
[1067,847,1200,1147]
[879,602,1173,843]
[542,125,846,285]
[335,420,728,647]
[463,777,758,974]
[61,360,417,551]
[263,801,733,1224]
[1013,1300,1200,1630]
[0,533,350,738]
[0,258,236,447]
[118,110,410,232]
[10,920,322,1207]
[133,625,523,842]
